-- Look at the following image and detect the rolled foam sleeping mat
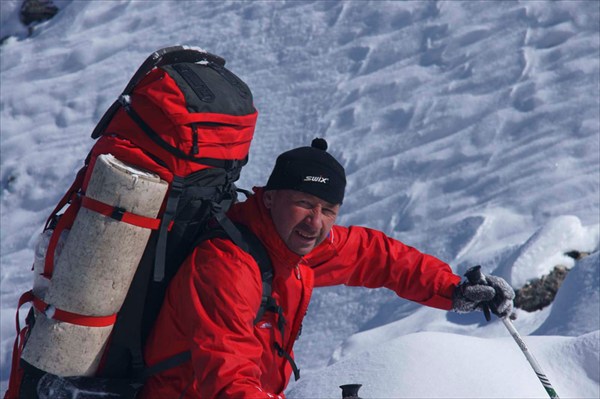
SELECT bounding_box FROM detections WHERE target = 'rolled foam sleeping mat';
[22,154,168,376]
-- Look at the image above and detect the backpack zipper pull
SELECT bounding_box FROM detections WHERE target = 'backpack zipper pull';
[191,124,199,155]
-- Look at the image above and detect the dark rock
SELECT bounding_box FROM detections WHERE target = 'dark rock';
[565,250,589,260]
[514,265,570,312]
[19,0,59,27]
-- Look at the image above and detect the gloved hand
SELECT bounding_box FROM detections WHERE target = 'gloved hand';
[452,271,515,318]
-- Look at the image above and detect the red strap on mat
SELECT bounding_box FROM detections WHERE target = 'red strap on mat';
[81,196,161,230]
[15,291,34,339]
[5,291,37,398]
[44,166,87,230]
[43,196,80,278]
[31,295,117,328]
[43,194,161,278]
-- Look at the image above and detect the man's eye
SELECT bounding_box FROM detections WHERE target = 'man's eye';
[297,200,311,208]
[323,208,337,217]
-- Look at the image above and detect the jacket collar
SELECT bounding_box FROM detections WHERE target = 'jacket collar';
[228,187,302,268]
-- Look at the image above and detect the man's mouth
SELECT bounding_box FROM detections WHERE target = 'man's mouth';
[295,229,317,241]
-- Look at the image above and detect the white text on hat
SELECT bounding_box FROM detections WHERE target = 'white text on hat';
[303,176,329,184]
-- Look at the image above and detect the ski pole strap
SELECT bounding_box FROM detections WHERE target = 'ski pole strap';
[81,196,162,230]
[31,294,117,327]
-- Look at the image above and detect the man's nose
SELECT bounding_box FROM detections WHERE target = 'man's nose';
[305,208,322,229]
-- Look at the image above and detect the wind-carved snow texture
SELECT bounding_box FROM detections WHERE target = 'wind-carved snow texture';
[534,252,600,337]
[495,215,599,288]
[1,1,598,398]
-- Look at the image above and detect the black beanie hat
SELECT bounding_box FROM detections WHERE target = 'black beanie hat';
[265,138,346,204]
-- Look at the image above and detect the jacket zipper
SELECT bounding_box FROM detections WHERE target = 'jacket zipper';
[275,262,306,381]
[287,262,308,350]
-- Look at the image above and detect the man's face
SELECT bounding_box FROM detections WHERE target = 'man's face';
[263,190,340,256]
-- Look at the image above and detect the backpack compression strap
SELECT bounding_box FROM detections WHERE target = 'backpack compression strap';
[120,98,248,171]
[81,196,162,230]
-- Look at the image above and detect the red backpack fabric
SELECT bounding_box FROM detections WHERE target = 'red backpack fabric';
[5,46,259,399]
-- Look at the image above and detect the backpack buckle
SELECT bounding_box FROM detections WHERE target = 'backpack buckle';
[111,207,126,221]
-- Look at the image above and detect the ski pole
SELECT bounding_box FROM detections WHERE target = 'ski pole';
[464,266,560,399]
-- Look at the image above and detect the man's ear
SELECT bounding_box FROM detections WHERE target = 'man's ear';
[263,190,274,209]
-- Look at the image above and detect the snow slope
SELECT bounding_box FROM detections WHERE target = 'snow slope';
[1,1,599,397]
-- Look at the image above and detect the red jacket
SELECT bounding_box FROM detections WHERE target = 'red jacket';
[140,188,461,398]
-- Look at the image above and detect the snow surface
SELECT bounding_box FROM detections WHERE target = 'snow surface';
[1,1,599,398]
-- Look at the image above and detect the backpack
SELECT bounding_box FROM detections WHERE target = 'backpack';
[4,46,281,399]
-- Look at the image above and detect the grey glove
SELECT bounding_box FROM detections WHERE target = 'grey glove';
[452,273,515,318]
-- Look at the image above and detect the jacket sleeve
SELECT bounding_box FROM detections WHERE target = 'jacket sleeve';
[312,225,461,310]
[180,239,281,399]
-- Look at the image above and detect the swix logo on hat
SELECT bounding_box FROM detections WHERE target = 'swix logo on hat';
[304,175,329,184]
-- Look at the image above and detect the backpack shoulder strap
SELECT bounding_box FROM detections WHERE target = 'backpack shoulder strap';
[224,220,274,324]
[202,215,274,323]
[213,216,299,380]
[142,216,273,379]
[214,215,273,286]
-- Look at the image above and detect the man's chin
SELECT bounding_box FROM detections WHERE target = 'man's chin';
[289,240,316,256]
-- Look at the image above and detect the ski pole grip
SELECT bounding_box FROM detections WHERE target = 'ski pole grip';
[464,265,485,284]
[464,266,492,322]
[340,384,362,399]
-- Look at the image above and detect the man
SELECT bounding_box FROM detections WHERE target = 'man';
[140,138,514,398]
